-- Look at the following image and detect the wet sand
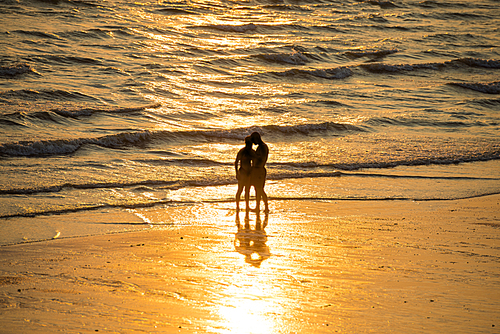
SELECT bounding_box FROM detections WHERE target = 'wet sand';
[0,194,499,333]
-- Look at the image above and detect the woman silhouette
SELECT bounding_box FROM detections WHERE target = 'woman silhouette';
[235,136,256,212]
[250,132,269,213]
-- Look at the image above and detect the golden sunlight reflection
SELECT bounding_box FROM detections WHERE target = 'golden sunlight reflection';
[234,212,270,268]
[217,287,278,334]
[214,212,280,334]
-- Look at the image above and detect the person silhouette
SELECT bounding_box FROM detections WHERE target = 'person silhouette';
[235,136,256,213]
[250,132,269,213]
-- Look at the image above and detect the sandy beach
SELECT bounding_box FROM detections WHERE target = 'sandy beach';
[0,193,499,333]
[2,0,500,333]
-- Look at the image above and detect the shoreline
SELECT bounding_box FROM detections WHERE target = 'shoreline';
[3,189,500,249]
[0,194,499,333]
[2,158,499,246]
[2,191,500,248]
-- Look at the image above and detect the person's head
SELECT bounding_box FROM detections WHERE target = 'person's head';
[244,136,252,148]
[250,132,262,144]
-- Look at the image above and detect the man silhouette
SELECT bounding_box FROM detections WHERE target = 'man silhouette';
[250,132,269,213]
[235,136,256,212]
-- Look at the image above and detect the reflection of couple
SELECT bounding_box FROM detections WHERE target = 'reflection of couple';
[235,132,269,213]
[234,211,270,267]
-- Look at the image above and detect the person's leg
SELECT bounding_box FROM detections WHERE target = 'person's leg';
[235,210,241,228]
[236,183,243,211]
[250,184,257,210]
[244,182,251,223]
[256,211,262,230]
[261,188,268,213]
[252,168,264,213]
[244,183,251,212]
[262,168,269,212]
[255,187,261,213]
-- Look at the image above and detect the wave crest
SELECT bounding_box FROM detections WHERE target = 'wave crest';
[0,121,363,157]
[345,49,398,58]
[0,131,153,157]
[448,81,500,94]
[0,89,98,102]
[273,67,353,79]
[364,0,399,8]
[0,63,40,78]
[360,62,445,73]
[457,58,500,69]
[258,51,309,65]
[51,103,161,118]
[358,58,499,74]
[205,23,257,33]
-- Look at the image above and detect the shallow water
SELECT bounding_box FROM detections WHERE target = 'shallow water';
[1,0,499,245]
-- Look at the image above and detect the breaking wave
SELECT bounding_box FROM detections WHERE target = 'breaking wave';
[258,51,309,65]
[0,63,40,78]
[344,49,398,58]
[0,103,162,125]
[2,152,499,197]
[0,121,364,157]
[0,89,99,102]
[360,62,447,73]
[262,57,498,79]
[358,58,500,73]
[51,103,162,118]
[448,81,500,94]
[272,67,353,80]
[457,58,500,68]
[0,131,153,157]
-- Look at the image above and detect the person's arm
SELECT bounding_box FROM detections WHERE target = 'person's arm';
[234,151,240,179]
[262,143,269,164]
[255,144,269,167]
[250,149,257,166]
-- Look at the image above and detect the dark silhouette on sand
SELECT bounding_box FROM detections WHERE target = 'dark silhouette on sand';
[235,136,256,213]
[250,132,269,213]
[235,132,269,213]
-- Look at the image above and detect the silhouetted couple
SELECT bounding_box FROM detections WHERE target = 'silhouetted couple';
[235,132,269,214]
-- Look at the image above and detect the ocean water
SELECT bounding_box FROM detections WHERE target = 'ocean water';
[0,0,499,245]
